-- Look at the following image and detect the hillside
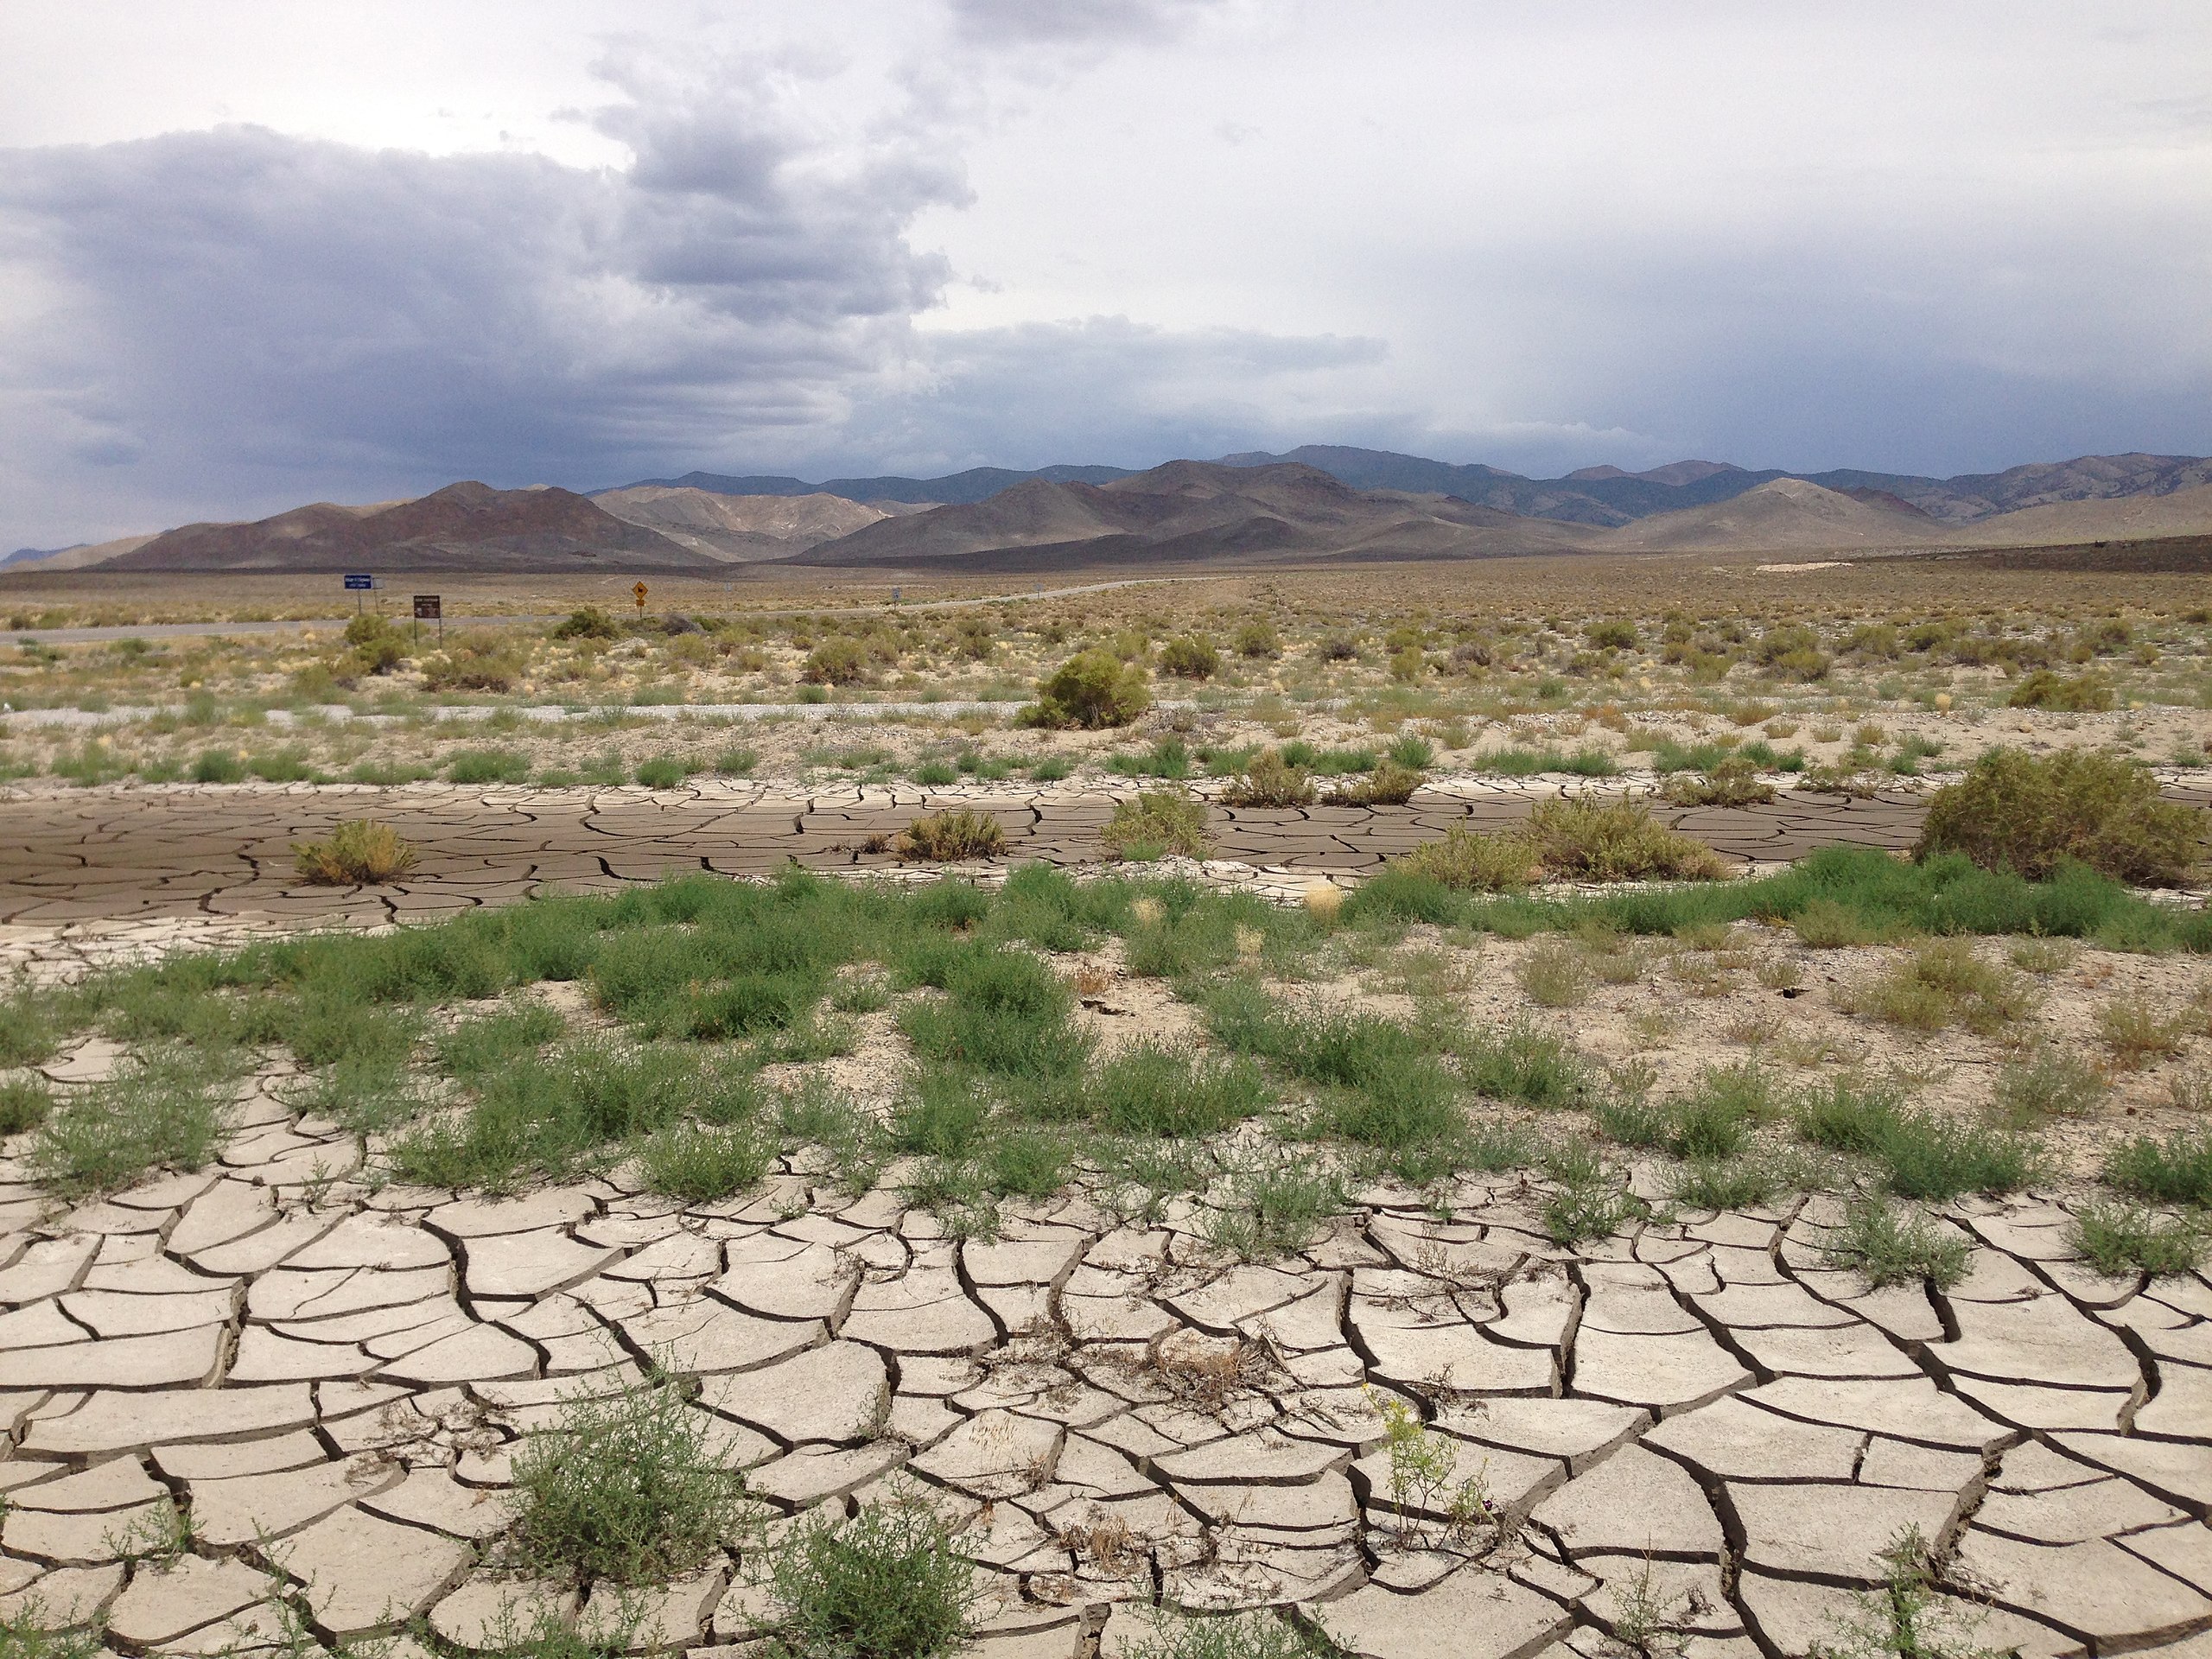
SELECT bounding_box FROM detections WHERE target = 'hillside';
[99,483,715,573]
[593,487,887,560]
[790,461,1600,569]
[1598,479,1943,552]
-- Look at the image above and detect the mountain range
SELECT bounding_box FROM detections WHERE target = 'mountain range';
[9,447,2211,576]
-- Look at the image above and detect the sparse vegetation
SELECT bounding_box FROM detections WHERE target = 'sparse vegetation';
[1023,649,1152,728]
[750,1486,977,1659]
[898,808,1007,861]
[1102,789,1215,859]
[1916,748,2204,885]
[507,1373,754,1585]
[292,819,419,885]
[1821,1198,1971,1289]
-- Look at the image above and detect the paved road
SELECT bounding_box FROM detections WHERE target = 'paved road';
[4,576,1190,645]
[0,783,1948,931]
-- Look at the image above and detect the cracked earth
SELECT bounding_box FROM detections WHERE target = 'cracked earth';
[2,785,2210,1657]
[3,1093,2211,1658]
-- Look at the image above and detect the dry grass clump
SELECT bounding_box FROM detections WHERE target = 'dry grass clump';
[1916,749,2204,885]
[898,809,1007,862]
[1219,750,1316,808]
[2006,669,2113,711]
[1660,755,1776,807]
[291,819,418,885]
[1325,760,1424,806]
[1392,798,1723,889]
[1835,938,2039,1035]
[1523,797,1728,883]
[1398,824,1539,892]
[1102,789,1215,860]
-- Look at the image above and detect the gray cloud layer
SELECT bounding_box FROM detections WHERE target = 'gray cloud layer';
[1,2,2207,547]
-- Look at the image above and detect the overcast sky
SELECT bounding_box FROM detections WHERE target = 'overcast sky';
[2,0,2209,547]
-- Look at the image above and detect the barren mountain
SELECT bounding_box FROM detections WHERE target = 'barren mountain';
[1942,481,2212,547]
[1598,479,1940,552]
[99,483,714,573]
[593,486,888,561]
[791,461,1600,569]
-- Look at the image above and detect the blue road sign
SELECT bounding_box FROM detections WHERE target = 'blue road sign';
[343,574,374,591]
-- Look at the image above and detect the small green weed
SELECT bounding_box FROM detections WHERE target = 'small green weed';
[2102,1128,2212,1208]
[1821,1199,1970,1289]
[752,1486,977,1659]
[2069,1199,2204,1277]
[508,1375,754,1585]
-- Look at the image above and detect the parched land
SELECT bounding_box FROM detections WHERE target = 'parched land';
[2,556,2210,1659]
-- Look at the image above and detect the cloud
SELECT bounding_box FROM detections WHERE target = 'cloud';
[944,0,1224,49]
[0,48,970,540]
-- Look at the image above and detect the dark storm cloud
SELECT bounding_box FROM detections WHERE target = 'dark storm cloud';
[0,58,972,537]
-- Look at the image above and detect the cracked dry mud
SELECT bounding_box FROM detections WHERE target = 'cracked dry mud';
[0,779,1943,939]
[3,785,2212,1658]
[3,1092,2212,1659]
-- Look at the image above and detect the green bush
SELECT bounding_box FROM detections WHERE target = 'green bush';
[447,748,532,785]
[1158,634,1221,679]
[1586,618,1637,651]
[1916,748,2202,885]
[1325,760,1425,806]
[1021,650,1152,729]
[1821,1199,1969,1288]
[804,638,868,685]
[635,756,691,789]
[1523,797,1727,882]
[422,631,526,692]
[752,1488,976,1658]
[2006,670,2113,711]
[2103,1129,2212,1208]
[191,748,246,784]
[552,607,621,640]
[507,1375,753,1585]
[1219,751,1316,809]
[2069,1200,2203,1278]
[1102,790,1215,860]
[1398,826,1536,893]
[0,1076,53,1135]
[1233,620,1281,658]
[343,613,410,674]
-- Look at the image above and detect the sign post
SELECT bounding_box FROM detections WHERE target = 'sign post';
[413,594,442,647]
[343,573,374,614]
[632,581,649,613]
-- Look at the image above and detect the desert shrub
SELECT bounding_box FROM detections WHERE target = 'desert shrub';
[1325,760,1424,806]
[552,607,621,640]
[1821,1199,1969,1288]
[1457,1022,1591,1108]
[1398,825,1536,893]
[1661,755,1776,807]
[1158,634,1221,679]
[1102,789,1214,859]
[1523,797,1726,882]
[1481,747,1619,778]
[292,820,419,885]
[0,1076,54,1135]
[1915,748,2203,885]
[1114,1607,1336,1659]
[752,1488,976,1659]
[2069,1199,2203,1277]
[1022,650,1152,729]
[1233,620,1282,658]
[1218,751,1315,808]
[1755,622,1830,680]
[423,631,525,691]
[2007,670,2113,712]
[803,638,868,685]
[1586,618,1637,651]
[899,947,1091,1080]
[2103,1129,2212,1208]
[190,748,246,784]
[1517,939,1591,1007]
[633,756,692,789]
[1991,1047,2106,1127]
[1313,632,1359,662]
[1796,1078,2034,1198]
[508,1375,753,1585]
[1108,735,1194,779]
[446,747,532,785]
[30,1047,228,1198]
[637,1122,774,1202]
[898,809,1007,861]
[1836,938,2037,1035]
[342,613,409,675]
[1086,1044,1271,1138]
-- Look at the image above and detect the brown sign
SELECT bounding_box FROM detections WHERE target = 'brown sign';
[632,582,650,609]
[413,595,442,620]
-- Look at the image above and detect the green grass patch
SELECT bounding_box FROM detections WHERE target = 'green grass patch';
[750,1487,976,1658]
[29,1047,231,1198]
[2069,1200,2204,1277]
[2103,1129,2212,1208]
[1821,1198,1969,1288]
[1796,1079,2036,1199]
